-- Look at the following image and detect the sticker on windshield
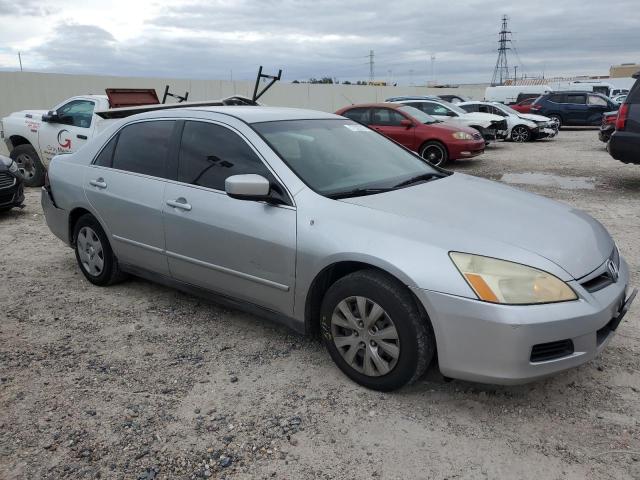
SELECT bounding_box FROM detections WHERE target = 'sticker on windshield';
[344,124,371,132]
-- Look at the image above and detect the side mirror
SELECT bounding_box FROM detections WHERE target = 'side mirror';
[225,174,272,202]
[400,119,413,128]
[42,110,59,123]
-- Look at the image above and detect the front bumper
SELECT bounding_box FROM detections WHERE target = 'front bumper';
[535,126,557,139]
[0,170,25,209]
[412,257,633,385]
[449,139,485,160]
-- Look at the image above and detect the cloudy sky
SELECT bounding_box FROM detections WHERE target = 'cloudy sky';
[0,0,638,85]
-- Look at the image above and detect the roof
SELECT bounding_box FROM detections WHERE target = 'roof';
[169,106,342,124]
[337,103,405,110]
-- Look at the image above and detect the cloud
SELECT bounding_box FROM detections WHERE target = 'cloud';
[12,0,640,84]
[0,0,51,16]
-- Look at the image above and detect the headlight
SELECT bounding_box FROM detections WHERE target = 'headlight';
[452,131,474,140]
[8,160,18,173]
[449,252,577,304]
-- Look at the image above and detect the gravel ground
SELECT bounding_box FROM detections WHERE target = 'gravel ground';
[1,129,639,480]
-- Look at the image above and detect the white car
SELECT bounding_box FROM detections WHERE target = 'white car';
[390,99,508,143]
[458,101,557,142]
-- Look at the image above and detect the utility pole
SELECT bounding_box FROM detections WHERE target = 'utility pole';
[491,15,511,86]
[18,52,23,72]
[430,54,436,85]
[369,50,374,82]
[514,65,518,82]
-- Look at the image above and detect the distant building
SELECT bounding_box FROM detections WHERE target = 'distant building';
[610,63,640,78]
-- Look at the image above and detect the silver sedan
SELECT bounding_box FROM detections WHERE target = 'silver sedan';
[41,106,636,391]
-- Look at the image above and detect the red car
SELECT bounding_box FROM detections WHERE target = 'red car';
[510,97,537,113]
[335,103,484,166]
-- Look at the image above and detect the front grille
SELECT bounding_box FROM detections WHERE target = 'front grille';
[0,172,16,189]
[530,339,574,362]
[580,248,620,293]
[0,192,15,205]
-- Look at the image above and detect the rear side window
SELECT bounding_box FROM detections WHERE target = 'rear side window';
[94,135,117,167]
[549,94,566,103]
[458,104,476,113]
[342,108,370,124]
[112,121,175,178]
[566,94,586,104]
[178,121,273,191]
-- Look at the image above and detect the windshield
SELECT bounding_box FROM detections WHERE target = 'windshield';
[397,106,438,124]
[495,103,519,115]
[440,101,467,115]
[253,119,442,197]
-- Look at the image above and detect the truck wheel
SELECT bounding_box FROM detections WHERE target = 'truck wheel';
[11,144,45,187]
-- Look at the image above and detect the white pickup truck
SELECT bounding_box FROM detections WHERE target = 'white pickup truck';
[0,89,256,186]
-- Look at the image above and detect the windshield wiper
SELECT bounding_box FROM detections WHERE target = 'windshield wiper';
[327,187,394,199]
[393,173,443,189]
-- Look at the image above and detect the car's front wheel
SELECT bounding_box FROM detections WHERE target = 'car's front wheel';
[548,114,562,130]
[419,141,449,167]
[320,270,435,391]
[73,213,127,286]
[510,125,531,142]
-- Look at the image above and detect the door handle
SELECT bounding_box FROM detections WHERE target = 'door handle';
[166,198,192,211]
[77,134,88,140]
[89,178,107,189]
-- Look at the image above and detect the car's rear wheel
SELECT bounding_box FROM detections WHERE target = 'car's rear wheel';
[419,141,449,167]
[510,125,531,143]
[73,214,126,286]
[320,270,435,391]
[10,144,45,187]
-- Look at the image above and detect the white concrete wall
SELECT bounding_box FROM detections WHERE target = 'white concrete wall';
[0,71,487,119]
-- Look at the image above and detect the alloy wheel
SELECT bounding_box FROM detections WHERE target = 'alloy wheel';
[15,153,36,180]
[421,145,445,165]
[77,226,105,277]
[330,296,400,377]
[511,126,530,142]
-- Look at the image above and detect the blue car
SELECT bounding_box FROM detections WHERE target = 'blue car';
[530,91,618,128]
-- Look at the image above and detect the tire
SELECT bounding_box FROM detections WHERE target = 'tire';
[510,125,531,143]
[10,144,45,187]
[548,114,562,130]
[320,270,435,391]
[419,141,449,167]
[73,213,127,286]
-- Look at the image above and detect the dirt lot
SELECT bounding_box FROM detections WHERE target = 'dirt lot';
[1,130,639,480]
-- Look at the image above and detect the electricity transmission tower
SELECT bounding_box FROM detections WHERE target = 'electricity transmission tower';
[491,15,511,86]
[369,50,375,82]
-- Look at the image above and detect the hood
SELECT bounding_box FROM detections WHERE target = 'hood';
[519,113,550,122]
[8,109,47,120]
[341,173,613,279]
[419,121,477,135]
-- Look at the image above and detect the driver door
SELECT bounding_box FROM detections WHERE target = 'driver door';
[38,99,96,166]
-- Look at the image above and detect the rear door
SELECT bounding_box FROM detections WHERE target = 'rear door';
[564,94,588,125]
[163,120,297,315]
[84,119,177,275]
[368,108,416,150]
[38,98,97,166]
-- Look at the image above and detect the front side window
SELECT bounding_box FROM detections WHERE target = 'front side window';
[57,100,95,128]
[178,121,274,192]
[370,108,406,126]
[254,119,441,197]
[111,120,175,178]
[588,95,608,107]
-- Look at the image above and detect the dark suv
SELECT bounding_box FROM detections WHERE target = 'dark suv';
[531,91,618,128]
[609,72,640,164]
